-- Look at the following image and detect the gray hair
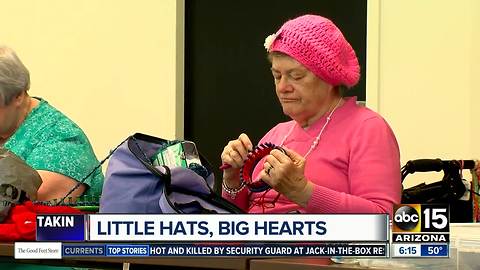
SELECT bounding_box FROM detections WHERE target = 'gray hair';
[0,46,30,106]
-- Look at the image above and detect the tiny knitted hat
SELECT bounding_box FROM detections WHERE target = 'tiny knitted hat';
[265,14,360,87]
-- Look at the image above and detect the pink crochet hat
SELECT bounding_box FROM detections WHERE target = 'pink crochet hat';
[265,14,360,87]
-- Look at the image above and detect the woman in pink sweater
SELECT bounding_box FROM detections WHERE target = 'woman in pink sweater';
[221,14,401,216]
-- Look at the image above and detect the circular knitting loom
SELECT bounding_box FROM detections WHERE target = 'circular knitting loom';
[240,142,286,192]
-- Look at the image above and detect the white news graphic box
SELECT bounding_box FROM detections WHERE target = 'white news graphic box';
[14,242,62,259]
[88,214,389,242]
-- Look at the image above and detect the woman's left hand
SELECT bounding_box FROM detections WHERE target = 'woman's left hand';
[259,148,314,207]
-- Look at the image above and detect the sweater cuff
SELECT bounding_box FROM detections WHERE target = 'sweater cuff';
[305,184,342,213]
[222,187,249,210]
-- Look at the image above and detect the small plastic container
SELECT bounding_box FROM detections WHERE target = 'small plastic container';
[451,223,480,270]
[457,238,480,270]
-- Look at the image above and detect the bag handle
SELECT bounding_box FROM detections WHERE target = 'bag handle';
[128,134,170,180]
[57,133,170,205]
[57,133,210,206]
[56,136,129,205]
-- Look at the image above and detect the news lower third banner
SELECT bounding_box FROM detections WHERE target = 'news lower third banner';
[14,242,389,259]
[28,214,391,259]
[25,205,450,259]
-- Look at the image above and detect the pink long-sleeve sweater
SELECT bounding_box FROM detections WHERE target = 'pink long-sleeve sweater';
[222,97,401,217]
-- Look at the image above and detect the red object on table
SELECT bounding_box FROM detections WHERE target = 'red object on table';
[0,201,81,241]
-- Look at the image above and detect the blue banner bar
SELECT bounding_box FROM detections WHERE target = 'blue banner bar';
[59,243,388,257]
[102,243,388,257]
[105,244,149,257]
[420,244,448,257]
[36,214,85,241]
[63,244,105,257]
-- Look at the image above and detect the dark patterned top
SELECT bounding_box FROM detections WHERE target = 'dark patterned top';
[4,98,103,196]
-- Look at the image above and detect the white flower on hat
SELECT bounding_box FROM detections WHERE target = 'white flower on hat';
[264,33,277,52]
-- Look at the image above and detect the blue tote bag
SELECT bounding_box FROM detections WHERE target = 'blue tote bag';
[99,133,243,214]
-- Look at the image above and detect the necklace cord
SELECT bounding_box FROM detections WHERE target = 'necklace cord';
[279,97,343,158]
[250,98,343,210]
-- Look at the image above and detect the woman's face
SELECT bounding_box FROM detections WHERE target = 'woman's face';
[271,55,333,123]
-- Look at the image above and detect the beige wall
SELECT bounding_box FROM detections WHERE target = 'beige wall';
[471,0,480,159]
[368,0,478,187]
[1,1,477,187]
[0,0,181,159]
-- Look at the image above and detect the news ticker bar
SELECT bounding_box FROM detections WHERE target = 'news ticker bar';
[15,243,451,259]
[392,243,449,258]
[14,243,389,259]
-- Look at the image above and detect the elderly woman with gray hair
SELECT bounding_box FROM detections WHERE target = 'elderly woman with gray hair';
[0,45,103,202]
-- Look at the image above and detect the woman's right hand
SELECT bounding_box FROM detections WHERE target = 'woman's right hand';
[221,133,253,187]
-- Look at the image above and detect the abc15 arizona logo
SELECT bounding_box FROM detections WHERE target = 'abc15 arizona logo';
[393,204,449,233]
